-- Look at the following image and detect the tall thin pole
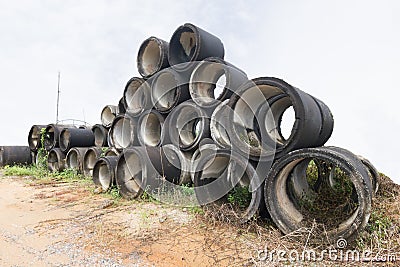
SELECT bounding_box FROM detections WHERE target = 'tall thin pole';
[56,72,61,123]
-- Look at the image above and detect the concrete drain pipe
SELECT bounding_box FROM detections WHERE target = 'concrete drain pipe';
[47,148,66,172]
[66,147,90,173]
[92,156,119,191]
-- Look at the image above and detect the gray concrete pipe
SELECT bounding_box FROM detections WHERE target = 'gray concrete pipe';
[0,146,32,167]
[92,124,109,148]
[44,124,76,151]
[28,125,47,152]
[108,113,139,151]
[137,109,166,147]
[101,105,118,128]
[150,68,190,114]
[59,128,95,153]
[92,156,119,191]
[189,57,248,109]
[66,147,90,173]
[192,148,263,223]
[47,148,66,172]
[83,147,104,177]
[123,77,152,117]
[137,36,169,78]
[161,100,210,152]
[168,23,224,71]
[264,147,372,243]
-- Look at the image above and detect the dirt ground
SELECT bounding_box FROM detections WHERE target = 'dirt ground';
[1,172,399,267]
[0,174,262,267]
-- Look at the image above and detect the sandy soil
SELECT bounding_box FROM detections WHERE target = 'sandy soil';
[0,175,255,267]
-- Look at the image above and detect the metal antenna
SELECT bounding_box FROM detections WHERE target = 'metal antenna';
[56,72,61,124]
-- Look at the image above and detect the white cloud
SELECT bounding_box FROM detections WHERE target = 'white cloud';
[0,0,399,184]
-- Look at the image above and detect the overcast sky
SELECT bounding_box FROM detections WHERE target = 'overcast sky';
[0,0,399,184]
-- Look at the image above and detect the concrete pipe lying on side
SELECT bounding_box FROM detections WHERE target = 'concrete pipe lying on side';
[162,100,210,152]
[66,147,89,173]
[358,155,379,194]
[44,124,74,151]
[151,68,190,114]
[189,57,248,108]
[108,113,139,151]
[227,77,333,160]
[115,148,146,199]
[104,147,119,157]
[210,99,232,149]
[0,146,32,167]
[137,36,169,78]
[28,125,47,152]
[162,144,192,185]
[101,105,118,128]
[47,148,66,172]
[116,147,185,199]
[192,148,263,223]
[137,110,166,147]
[264,146,372,243]
[190,138,218,182]
[168,23,225,70]
[83,147,103,177]
[59,128,95,153]
[311,96,334,147]
[123,77,151,117]
[322,146,375,196]
[92,156,119,191]
[118,97,127,115]
[92,124,109,148]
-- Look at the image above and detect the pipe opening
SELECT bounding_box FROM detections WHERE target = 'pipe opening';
[44,127,56,150]
[67,150,79,169]
[48,150,61,172]
[29,126,43,150]
[276,158,359,231]
[173,105,205,149]
[104,149,118,157]
[190,61,228,105]
[140,113,162,147]
[98,162,112,191]
[279,105,295,141]
[93,127,106,147]
[84,150,98,176]
[139,39,161,77]
[152,71,178,111]
[113,118,133,149]
[125,79,148,114]
[101,106,116,127]
[117,153,143,197]
[210,100,231,147]
[232,84,281,155]
[194,153,259,222]
[60,129,70,151]
[169,27,196,66]
[179,118,200,147]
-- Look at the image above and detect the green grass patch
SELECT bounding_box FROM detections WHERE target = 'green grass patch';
[2,165,90,185]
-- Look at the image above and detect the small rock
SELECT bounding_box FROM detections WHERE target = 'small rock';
[98,199,114,209]
[159,215,167,223]
[93,187,103,194]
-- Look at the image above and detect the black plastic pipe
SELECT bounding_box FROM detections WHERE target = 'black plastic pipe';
[0,146,32,167]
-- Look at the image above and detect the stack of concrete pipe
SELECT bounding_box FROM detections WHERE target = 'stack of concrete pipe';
[19,23,379,243]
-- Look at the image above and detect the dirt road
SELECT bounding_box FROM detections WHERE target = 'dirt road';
[0,175,256,267]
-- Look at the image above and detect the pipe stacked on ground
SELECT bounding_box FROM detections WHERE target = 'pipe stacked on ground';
[0,146,32,167]
[13,22,379,244]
